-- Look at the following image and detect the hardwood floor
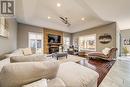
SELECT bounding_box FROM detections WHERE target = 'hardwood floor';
[78,59,115,86]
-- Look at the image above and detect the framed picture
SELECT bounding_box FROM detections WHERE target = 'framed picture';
[123,38,130,45]
[99,33,112,44]
[0,17,9,38]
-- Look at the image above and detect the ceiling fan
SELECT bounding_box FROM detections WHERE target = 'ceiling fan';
[59,17,71,27]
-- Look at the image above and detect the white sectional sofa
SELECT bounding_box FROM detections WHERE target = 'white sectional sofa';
[0,49,99,87]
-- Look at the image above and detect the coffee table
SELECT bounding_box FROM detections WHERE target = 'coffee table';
[52,52,68,60]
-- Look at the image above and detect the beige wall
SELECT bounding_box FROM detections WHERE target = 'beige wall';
[18,23,116,53]
[72,23,116,51]
[17,23,71,53]
[0,18,17,57]
[17,23,43,48]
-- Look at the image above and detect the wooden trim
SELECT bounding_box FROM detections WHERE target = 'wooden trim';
[43,28,63,54]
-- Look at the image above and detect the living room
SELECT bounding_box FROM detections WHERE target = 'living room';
[0,0,130,87]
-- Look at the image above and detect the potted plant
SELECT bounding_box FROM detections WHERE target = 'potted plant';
[123,47,129,56]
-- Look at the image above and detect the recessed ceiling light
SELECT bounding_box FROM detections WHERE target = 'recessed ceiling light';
[81,17,85,21]
[48,16,51,19]
[57,3,61,7]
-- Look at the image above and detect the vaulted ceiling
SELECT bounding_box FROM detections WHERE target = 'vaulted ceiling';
[15,0,130,33]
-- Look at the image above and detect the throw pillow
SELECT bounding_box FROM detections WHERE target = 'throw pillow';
[0,61,59,87]
[5,49,24,57]
[22,48,32,56]
[102,48,111,55]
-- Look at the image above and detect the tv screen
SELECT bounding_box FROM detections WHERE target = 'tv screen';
[48,34,61,43]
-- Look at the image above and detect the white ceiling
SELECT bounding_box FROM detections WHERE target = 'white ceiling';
[15,0,130,33]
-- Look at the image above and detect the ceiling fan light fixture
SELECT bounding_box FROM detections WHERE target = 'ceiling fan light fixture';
[81,17,85,21]
[57,3,61,7]
[48,16,51,19]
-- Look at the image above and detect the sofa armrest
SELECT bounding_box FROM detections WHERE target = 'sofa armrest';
[0,61,59,87]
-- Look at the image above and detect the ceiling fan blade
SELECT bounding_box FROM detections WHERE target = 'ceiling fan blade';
[60,17,65,21]
[59,16,71,27]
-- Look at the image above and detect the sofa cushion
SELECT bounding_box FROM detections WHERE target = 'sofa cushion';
[22,48,32,56]
[10,55,48,63]
[22,79,47,87]
[57,62,99,87]
[88,52,108,58]
[47,77,66,87]
[0,61,59,87]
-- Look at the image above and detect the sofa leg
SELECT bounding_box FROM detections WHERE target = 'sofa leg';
[66,55,67,59]
[57,57,58,60]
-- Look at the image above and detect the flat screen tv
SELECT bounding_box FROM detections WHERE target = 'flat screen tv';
[48,34,61,43]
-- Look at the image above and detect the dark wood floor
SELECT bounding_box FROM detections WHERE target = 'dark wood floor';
[78,58,115,86]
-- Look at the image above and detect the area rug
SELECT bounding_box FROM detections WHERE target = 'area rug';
[58,55,86,64]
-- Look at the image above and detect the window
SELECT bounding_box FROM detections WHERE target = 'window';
[28,32,43,54]
[79,34,96,51]
[63,37,70,51]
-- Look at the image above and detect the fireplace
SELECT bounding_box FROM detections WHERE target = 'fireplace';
[48,43,62,54]
[49,47,59,54]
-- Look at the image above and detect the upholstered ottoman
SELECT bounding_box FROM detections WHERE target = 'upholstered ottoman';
[57,62,99,87]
